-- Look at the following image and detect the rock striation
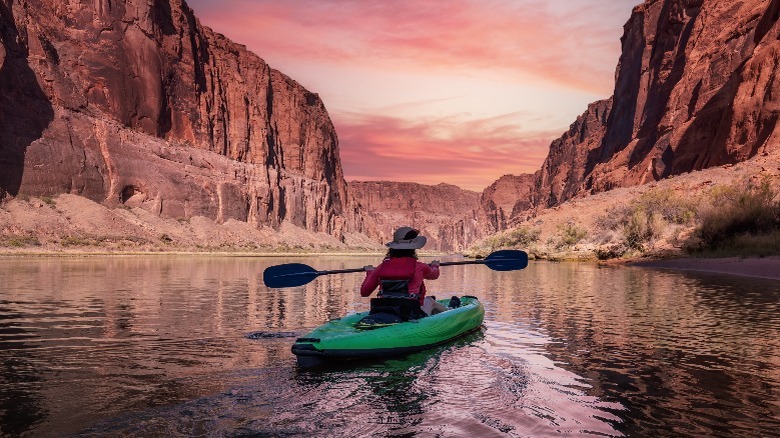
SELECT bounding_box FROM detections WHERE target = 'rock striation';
[5,0,778,252]
[349,181,483,252]
[529,0,780,213]
[480,174,536,230]
[0,0,362,238]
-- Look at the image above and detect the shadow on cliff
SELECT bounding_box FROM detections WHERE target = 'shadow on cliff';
[585,1,702,182]
[673,0,780,173]
[0,2,54,198]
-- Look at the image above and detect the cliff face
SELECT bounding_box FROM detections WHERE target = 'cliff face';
[531,0,780,211]
[480,174,536,230]
[0,0,356,236]
[379,0,780,249]
[349,181,483,252]
[534,99,612,209]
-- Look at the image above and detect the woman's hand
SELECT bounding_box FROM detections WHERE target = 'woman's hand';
[430,260,440,268]
[363,265,375,272]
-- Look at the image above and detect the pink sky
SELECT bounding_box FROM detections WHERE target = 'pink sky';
[187,0,639,191]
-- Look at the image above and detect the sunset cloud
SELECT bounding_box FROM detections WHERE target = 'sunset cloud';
[187,0,638,191]
[189,0,634,94]
[335,112,557,191]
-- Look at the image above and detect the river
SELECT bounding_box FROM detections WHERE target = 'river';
[1,255,778,437]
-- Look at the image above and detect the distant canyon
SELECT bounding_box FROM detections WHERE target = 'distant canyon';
[2,0,779,254]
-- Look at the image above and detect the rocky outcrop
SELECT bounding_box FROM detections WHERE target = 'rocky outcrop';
[349,181,482,252]
[0,0,359,237]
[530,0,780,213]
[361,0,780,249]
[534,99,612,209]
[480,174,536,231]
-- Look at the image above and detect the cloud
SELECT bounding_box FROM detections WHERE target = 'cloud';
[185,0,639,191]
[188,0,636,94]
[335,112,557,191]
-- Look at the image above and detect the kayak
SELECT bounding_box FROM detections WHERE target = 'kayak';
[291,295,484,367]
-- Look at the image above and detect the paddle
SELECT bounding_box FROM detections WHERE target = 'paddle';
[262,249,528,288]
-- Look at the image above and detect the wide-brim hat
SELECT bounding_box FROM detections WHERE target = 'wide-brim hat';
[386,226,427,249]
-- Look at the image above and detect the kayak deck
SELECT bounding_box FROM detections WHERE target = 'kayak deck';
[292,295,484,367]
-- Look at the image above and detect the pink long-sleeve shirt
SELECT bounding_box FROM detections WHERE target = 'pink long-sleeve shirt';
[360,257,440,304]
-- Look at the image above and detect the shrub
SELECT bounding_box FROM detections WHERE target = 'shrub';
[2,236,41,247]
[623,209,667,250]
[61,236,92,246]
[595,244,628,260]
[467,226,540,256]
[488,227,540,249]
[634,188,698,225]
[555,222,587,249]
[696,179,780,250]
[598,188,695,251]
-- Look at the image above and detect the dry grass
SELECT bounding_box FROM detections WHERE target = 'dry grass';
[465,227,540,257]
[691,178,780,256]
[467,173,780,261]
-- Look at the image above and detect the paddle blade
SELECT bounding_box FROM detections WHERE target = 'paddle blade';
[483,250,529,271]
[263,263,320,288]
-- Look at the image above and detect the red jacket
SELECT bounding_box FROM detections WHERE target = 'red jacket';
[360,257,440,304]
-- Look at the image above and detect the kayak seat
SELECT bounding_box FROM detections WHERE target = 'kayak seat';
[370,297,426,320]
[355,297,427,330]
[355,311,403,330]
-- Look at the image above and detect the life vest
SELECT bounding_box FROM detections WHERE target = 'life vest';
[368,257,427,323]
[376,257,425,301]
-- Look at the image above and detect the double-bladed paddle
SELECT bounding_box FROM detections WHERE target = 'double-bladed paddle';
[262,249,528,288]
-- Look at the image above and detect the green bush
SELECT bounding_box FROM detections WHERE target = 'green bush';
[2,236,41,247]
[598,188,695,251]
[489,227,540,249]
[696,179,780,251]
[555,222,587,249]
[634,188,698,224]
[468,226,540,256]
[623,209,667,250]
[61,236,92,246]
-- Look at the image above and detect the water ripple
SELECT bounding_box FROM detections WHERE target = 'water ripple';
[1,257,779,437]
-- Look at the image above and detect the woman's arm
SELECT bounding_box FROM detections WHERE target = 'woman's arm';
[421,260,440,280]
[360,265,381,296]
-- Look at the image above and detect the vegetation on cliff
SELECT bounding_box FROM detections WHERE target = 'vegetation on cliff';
[466,157,780,261]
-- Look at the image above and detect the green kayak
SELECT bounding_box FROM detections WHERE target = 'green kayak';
[292,295,484,367]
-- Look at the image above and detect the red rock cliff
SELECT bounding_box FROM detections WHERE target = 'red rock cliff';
[480,174,536,230]
[529,0,780,213]
[0,0,359,236]
[349,181,483,252]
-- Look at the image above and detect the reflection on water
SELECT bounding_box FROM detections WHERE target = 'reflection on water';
[1,256,779,436]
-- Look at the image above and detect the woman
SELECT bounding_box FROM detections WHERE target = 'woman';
[360,226,448,316]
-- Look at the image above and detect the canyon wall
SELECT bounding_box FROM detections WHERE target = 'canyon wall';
[480,174,536,229]
[0,0,361,238]
[349,181,483,252]
[5,0,779,252]
[529,0,780,212]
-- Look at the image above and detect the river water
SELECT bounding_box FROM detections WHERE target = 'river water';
[0,256,778,437]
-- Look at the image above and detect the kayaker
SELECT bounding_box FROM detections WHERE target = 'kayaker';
[361,226,448,316]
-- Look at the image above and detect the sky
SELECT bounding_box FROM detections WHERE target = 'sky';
[187,0,640,192]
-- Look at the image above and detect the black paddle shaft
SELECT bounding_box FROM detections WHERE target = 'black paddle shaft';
[262,249,528,288]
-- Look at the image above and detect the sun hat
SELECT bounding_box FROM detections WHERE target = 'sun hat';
[386,226,427,249]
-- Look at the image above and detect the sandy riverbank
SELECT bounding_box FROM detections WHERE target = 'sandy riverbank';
[3,245,778,283]
[630,256,780,281]
[0,249,388,258]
